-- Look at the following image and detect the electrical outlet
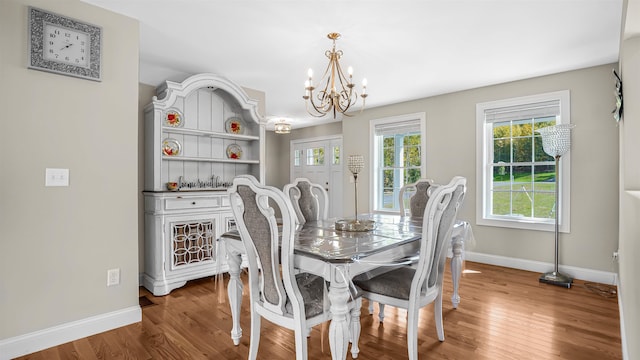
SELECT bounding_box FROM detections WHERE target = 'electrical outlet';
[107,268,120,286]
[612,251,620,262]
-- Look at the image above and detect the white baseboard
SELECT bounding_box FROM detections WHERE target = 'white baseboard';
[0,305,141,360]
[464,251,618,285]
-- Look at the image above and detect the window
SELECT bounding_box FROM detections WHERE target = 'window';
[294,149,302,167]
[370,113,426,213]
[306,147,324,165]
[476,90,571,232]
[332,146,340,165]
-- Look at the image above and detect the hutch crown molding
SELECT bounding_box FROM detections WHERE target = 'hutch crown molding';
[143,73,264,295]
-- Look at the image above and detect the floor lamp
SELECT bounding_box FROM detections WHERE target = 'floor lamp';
[537,124,575,288]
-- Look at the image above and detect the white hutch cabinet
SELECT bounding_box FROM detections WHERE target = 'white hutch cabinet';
[143,73,264,296]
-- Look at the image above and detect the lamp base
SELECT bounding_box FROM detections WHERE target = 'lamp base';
[335,219,375,232]
[539,271,573,288]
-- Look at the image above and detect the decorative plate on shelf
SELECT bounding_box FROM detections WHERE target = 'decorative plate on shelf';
[225,117,244,134]
[226,144,243,160]
[162,138,181,156]
[164,109,183,127]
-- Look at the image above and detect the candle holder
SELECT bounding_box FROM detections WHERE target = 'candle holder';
[335,155,375,232]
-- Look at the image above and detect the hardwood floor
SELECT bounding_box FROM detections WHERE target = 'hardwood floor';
[17,261,622,359]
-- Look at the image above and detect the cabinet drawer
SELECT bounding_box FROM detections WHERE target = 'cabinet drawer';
[221,196,230,207]
[165,197,220,210]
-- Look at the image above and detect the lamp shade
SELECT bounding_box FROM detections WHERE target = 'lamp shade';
[537,124,575,157]
[348,155,364,175]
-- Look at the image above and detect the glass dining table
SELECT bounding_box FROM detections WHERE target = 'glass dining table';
[221,213,472,360]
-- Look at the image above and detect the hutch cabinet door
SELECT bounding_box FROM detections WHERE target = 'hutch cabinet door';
[164,213,220,276]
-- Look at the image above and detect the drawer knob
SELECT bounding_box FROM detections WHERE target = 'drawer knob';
[192,202,196,205]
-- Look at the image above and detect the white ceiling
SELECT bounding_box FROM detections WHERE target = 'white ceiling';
[81,0,623,130]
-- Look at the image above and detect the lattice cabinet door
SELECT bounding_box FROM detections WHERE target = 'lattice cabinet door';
[164,214,219,275]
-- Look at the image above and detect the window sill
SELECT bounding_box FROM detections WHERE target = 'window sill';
[477,216,569,233]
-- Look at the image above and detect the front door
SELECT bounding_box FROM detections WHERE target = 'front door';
[290,136,344,218]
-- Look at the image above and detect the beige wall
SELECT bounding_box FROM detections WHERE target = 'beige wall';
[360,65,619,271]
[0,0,139,342]
[618,0,640,357]
[272,65,619,273]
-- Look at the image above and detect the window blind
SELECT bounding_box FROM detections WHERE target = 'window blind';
[484,99,560,123]
[374,119,421,136]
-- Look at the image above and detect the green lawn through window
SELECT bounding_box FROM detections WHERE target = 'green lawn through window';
[492,171,556,219]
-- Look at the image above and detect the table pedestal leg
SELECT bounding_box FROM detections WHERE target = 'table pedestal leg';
[328,265,350,360]
[450,235,463,309]
[226,244,244,345]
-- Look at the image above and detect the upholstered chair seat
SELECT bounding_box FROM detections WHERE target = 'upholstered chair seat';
[355,267,419,300]
[285,272,328,318]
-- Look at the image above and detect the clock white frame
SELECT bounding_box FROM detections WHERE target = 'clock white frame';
[28,7,102,82]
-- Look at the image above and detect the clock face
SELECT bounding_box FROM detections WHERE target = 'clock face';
[43,23,89,68]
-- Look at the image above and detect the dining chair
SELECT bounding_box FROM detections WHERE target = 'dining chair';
[369,178,437,317]
[228,175,362,360]
[283,178,329,224]
[399,178,436,217]
[353,176,466,360]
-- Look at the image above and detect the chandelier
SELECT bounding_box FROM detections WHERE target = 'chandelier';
[274,119,291,134]
[303,33,368,118]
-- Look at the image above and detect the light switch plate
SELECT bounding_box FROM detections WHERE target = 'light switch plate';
[45,168,69,187]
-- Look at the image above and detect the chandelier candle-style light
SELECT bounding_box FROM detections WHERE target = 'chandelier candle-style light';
[335,155,375,232]
[303,33,368,119]
[537,123,576,288]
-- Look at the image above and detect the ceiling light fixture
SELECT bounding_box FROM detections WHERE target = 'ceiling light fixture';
[274,120,291,134]
[303,32,368,119]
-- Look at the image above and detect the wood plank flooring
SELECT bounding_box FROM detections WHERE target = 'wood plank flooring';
[16,261,622,359]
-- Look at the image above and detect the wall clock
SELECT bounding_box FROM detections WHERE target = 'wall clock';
[28,7,102,81]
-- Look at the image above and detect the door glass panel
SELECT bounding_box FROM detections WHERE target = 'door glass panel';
[294,149,302,166]
[306,147,325,166]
